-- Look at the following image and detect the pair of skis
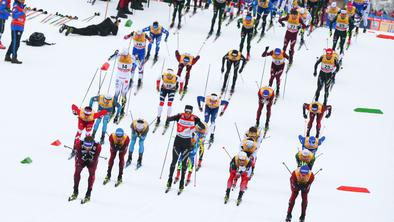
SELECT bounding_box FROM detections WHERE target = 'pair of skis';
[103,177,122,187]
[68,194,90,204]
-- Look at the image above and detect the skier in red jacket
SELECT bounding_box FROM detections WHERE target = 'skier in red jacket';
[175,50,200,92]
[68,136,102,204]
[71,104,107,143]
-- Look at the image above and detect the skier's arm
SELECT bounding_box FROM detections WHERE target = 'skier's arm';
[114,102,122,117]
[299,17,307,29]
[303,103,308,118]
[166,113,181,122]
[194,116,202,126]
[12,6,24,18]
[197,96,205,109]
[93,110,108,119]
[325,105,332,118]
[72,104,80,115]
[109,135,115,149]
[262,47,272,57]
[221,54,227,70]
[141,124,150,137]
[283,51,289,60]
[314,57,323,74]
[192,55,200,65]
[278,15,288,26]
[89,96,99,108]
[220,100,229,113]
[175,50,181,62]
[124,31,135,40]
[318,136,326,145]
[141,26,150,33]
[239,55,247,71]
[298,135,305,145]
[334,58,340,73]
[162,27,170,40]
[145,34,153,43]
[93,144,102,162]
[237,18,242,28]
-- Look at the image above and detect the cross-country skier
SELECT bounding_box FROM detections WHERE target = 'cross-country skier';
[142,21,169,61]
[262,46,288,96]
[332,10,353,54]
[71,105,107,146]
[4,0,26,64]
[209,0,226,36]
[353,0,370,33]
[165,105,202,193]
[303,101,332,138]
[155,68,184,127]
[89,94,121,144]
[256,86,275,130]
[313,48,340,105]
[126,118,149,168]
[221,49,246,94]
[237,12,255,60]
[197,93,229,142]
[244,126,263,144]
[295,149,315,169]
[285,165,315,222]
[0,0,11,49]
[68,136,102,204]
[170,0,185,29]
[326,2,339,36]
[124,30,153,89]
[110,48,137,119]
[306,0,319,32]
[174,123,207,185]
[239,137,259,179]
[298,135,325,155]
[224,151,251,205]
[345,2,357,46]
[103,128,130,186]
[297,7,311,44]
[175,50,200,92]
[254,0,271,38]
[278,8,306,64]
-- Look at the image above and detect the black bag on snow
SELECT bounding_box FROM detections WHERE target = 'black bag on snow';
[23,32,55,46]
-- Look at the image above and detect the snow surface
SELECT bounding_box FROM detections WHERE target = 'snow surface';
[1,1,394,221]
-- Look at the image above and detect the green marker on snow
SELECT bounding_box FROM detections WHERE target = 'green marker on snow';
[125,19,132,27]
[354,108,383,114]
[21,157,33,164]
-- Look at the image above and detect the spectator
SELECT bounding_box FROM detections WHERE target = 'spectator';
[59,17,120,36]
[5,0,26,64]
[0,0,11,49]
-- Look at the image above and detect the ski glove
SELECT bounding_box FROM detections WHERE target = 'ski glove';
[325,113,331,118]
[265,46,269,52]
[221,67,224,73]
[303,113,308,119]
[281,23,285,27]
[219,111,224,116]
[239,68,243,73]
[199,107,203,112]
[114,116,119,124]
[313,71,317,77]
[165,38,168,42]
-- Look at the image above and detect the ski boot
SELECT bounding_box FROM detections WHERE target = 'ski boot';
[264,121,269,131]
[196,159,202,171]
[155,117,160,126]
[289,56,293,65]
[220,87,225,95]
[285,213,292,222]
[177,23,181,29]
[136,153,143,169]
[209,134,214,143]
[174,169,180,184]
[11,57,22,64]
[255,119,260,127]
[100,134,105,144]
[186,171,192,186]
[68,189,78,201]
[115,176,122,187]
[137,79,142,90]
[230,87,235,95]
[236,191,244,206]
[299,214,305,222]
[193,6,197,14]
[59,24,67,33]
[170,21,175,28]
[329,29,332,37]
[185,6,190,13]
[204,3,209,9]
[153,53,158,62]
[4,54,11,62]
[145,51,150,60]
[165,178,172,193]
[103,173,111,185]
[363,27,366,33]
[81,189,91,204]
[224,188,230,204]
[216,29,221,37]
[126,152,132,167]
[164,120,170,128]
[208,28,214,36]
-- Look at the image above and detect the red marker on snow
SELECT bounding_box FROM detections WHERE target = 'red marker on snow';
[51,139,62,146]
[337,186,370,193]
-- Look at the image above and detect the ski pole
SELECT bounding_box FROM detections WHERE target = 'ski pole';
[222,147,232,159]
[176,32,179,51]
[129,111,134,122]
[203,64,211,96]
[282,65,289,100]
[43,13,59,23]
[315,152,324,159]
[40,12,54,23]
[80,68,99,107]
[314,168,323,176]
[196,38,207,55]
[234,122,242,142]
[259,51,268,89]
[125,80,133,114]
[282,162,292,174]
[104,0,110,18]
[28,11,47,20]
[106,50,119,94]
[159,122,176,179]
[64,145,108,160]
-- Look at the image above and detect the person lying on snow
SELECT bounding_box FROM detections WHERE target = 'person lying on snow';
[59,17,120,36]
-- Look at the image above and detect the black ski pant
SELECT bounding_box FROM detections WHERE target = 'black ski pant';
[239,27,253,54]
[332,30,346,54]
[69,25,99,36]
[314,71,334,105]
[222,60,240,91]
[172,1,185,25]
[308,1,319,26]
[6,30,23,59]
[168,136,191,188]
[0,19,5,40]
[210,2,225,32]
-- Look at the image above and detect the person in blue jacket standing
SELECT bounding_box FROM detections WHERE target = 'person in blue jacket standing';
[5,0,26,64]
[0,0,11,49]
[142,21,169,62]
[89,94,121,144]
